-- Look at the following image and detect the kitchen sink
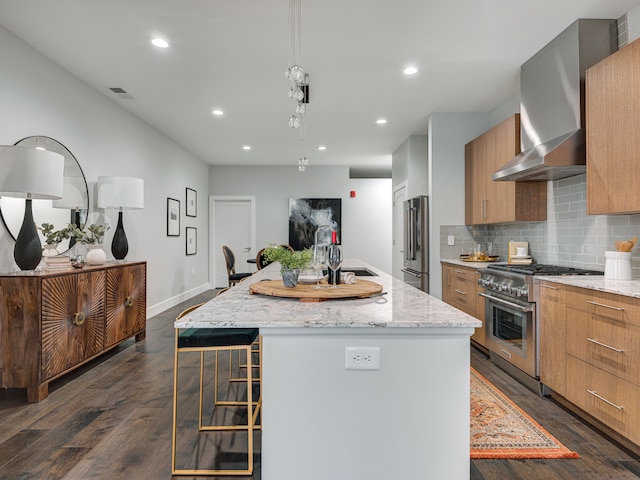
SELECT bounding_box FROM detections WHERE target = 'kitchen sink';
[323,268,378,277]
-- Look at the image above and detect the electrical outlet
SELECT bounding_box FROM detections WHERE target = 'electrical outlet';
[345,347,381,370]
[448,235,455,246]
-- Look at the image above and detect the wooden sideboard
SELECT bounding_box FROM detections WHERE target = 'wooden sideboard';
[0,261,146,402]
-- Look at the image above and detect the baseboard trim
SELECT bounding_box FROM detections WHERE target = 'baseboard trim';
[146,282,212,318]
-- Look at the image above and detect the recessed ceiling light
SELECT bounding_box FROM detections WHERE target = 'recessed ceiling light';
[242,145,251,150]
[212,109,224,116]
[376,119,387,125]
[403,66,418,75]
[151,38,169,48]
[318,145,327,151]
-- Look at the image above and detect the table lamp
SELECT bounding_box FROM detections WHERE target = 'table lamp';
[0,146,64,270]
[97,176,144,260]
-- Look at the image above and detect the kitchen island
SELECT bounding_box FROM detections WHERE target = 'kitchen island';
[176,259,480,480]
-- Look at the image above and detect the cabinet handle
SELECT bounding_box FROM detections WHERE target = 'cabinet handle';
[539,284,558,290]
[453,269,468,275]
[73,312,85,326]
[454,289,467,296]
[125,296,134,307]
[587,338,624,353]
[587,390,624,410]
[587,300,624,311]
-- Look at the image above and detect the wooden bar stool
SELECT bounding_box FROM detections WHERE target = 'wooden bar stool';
[172,303,259,476]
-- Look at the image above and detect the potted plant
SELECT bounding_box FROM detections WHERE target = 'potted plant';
[38,223,76,256]
[262,245,313,287]
[70,224,110,265]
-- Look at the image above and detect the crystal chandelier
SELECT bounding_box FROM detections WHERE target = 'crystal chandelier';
[285,0,308,131]
[285,0,310,171]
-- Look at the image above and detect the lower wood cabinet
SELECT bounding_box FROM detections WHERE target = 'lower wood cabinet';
[540,281,640,449]
[441,263,486,348]
[0,261,146,402]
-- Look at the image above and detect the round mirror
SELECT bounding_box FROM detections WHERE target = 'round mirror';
[0,136,88,253]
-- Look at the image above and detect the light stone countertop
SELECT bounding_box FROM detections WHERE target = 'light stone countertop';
[440,258,506,270]
[175,259,481,329]
[536,275,640,299]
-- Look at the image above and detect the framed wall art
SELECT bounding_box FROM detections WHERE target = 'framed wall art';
[186,187,197,217]
[186,227,197,255]
[288,198,341,250]
[167,197,180,236]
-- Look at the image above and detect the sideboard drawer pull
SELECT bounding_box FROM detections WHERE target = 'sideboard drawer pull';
[73,312,85,326]
[587,337,624,353]
[587,390,624,410]
[125,296,134,307]
[587,300,624,311]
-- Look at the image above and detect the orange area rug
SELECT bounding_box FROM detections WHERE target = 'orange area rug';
[471,367,580,459]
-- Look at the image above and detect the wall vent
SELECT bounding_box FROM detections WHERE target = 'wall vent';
[108,87,134,99]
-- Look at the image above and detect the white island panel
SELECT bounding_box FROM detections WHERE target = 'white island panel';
[261,327,472,480]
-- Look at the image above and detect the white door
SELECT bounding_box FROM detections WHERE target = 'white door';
[392,182,407,280]
[210,196,256,288]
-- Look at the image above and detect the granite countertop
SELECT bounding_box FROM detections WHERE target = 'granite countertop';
[537,275,640,299]
[176,259,481,329]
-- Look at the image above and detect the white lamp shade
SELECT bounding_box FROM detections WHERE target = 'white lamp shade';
[52,175,86,209]
[97,176,144,209]
[0,146,64,199]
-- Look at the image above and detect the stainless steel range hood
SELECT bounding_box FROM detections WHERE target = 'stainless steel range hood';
[493,19,617,182]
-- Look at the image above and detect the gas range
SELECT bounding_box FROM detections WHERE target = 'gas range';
[478,263,603,392]
[479,263,603,302]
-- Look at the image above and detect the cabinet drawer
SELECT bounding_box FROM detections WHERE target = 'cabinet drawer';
[450,275,477,315]
[566,306,640,385]
[566,355,640,445]
[565,286,640,328]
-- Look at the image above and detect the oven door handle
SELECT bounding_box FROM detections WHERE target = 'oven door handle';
[478,292,534,313]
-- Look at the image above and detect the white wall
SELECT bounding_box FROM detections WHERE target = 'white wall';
[209,166,393,274]
[428,112,488,299]
[391,135,429,198]
[0,26,210,316]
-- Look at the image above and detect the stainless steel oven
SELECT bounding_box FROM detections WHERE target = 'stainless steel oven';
[478,263,603,393]
[481,291,536,378]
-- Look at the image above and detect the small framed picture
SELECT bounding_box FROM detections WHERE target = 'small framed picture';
[186,227,197,255]
[167,197,180,236]
[186,187,197,217]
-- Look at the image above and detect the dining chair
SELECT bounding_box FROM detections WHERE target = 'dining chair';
[222,245,252,286]
[172,302,259,476]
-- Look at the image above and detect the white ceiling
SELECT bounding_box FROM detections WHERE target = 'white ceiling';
[0,0,638,168]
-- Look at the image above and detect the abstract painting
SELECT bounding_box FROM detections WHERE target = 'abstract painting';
[288,198,341,250]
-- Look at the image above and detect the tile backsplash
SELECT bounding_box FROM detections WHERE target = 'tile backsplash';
[440,174,640,275]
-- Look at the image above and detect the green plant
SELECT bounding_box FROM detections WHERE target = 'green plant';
[70,223,110,245]
[262,245,313,271]
[38,223,76,245]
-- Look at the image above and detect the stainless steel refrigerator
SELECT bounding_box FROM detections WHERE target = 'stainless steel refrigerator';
[402,196,429,293]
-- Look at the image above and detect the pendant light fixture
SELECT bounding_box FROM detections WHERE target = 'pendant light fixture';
[285,0,311,171]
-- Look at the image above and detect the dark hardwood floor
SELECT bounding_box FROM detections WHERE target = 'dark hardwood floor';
[1,290,639,479]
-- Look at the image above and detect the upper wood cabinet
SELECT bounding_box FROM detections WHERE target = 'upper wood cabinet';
[586,38,640,215]
[465,114,547,225]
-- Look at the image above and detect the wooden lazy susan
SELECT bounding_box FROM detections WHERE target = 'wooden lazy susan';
[249,279,383,302]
